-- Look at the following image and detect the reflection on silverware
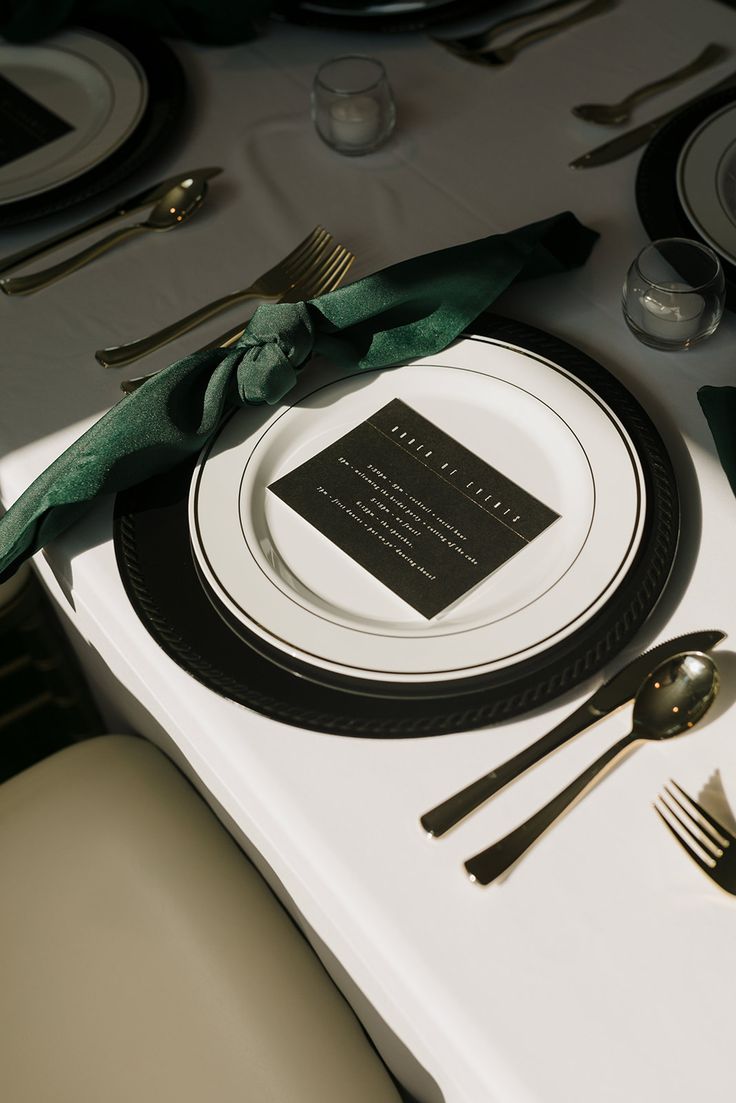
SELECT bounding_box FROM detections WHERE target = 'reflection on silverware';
[443,0,615,67]
[420,630,725,839]
[0,167,222,278]
[0,177,208,295]
[465,651,719,885]
[118,237,356,392]
[101,226,353,370]
[655,779,736,894]
[570,68,736,167]
[572,44,727,126]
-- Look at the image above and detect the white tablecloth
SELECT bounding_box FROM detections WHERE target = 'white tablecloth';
[3,3,736,1100]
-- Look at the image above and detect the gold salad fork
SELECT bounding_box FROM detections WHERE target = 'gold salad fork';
[97,226,354,369]
[117,233,355,393]
[655,780,736,894]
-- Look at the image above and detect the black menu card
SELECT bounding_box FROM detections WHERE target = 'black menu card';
[0,75,74,168]
[269,399,559,619]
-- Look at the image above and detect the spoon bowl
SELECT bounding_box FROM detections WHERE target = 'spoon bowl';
[145,177,207,231]
[633,650,719,740]
[0,174,210,295]
[573,102,632,125]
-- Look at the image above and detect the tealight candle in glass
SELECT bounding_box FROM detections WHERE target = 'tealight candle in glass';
[312,55,396,156]
[622,237,725,351]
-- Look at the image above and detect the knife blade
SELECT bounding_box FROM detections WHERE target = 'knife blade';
[0,166,223,277]
[420,628,726,837]
[570,70,736,168]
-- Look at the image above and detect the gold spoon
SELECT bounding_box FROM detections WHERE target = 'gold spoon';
[572,44,727,126]
[0,176,208,296]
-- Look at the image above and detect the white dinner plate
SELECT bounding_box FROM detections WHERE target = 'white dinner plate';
[189,336,645,689]
[676,101,736,266]
[0,29,148,205]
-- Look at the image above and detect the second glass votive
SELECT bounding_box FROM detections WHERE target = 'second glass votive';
[311,55,396,156]
[622,237,725,351]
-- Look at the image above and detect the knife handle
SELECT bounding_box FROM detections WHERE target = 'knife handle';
[0,203,146,279]
[464,732,637,885]
[419,699,601,838]
[0,224,147,295]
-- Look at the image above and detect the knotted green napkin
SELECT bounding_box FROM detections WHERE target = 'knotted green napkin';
[0,211,597,583]
[698,386,736,495]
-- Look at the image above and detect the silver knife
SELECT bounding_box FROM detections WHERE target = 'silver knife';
[420,628,726,837]
[0,167,223,276]
[570,70,736,168]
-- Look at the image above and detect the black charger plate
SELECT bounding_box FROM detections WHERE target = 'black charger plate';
[636,86,736,311]
[113,315,679,738]
[0,21,186,228]
[272,0,492,31]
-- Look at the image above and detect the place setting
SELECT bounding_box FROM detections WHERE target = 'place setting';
[4,6,736,1101]
[0,14,726,755]
[0,19,186,228]
[0,2,732,883]
[423,639,729,885]
[636,82,736,308]
[0,183,686,740]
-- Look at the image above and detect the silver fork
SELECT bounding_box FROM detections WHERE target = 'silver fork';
[435,0,585,53]
[119,242,355,393]
[654,780,736,894]
[97,226,346,369]
[440,0,615,66]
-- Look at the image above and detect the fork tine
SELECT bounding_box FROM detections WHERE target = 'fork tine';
[325,250,355,291]
[282,245,351,302]
[307,249,355,298]
[278,226,331,273]
[283,236,337,290]
[281,228,334,283]
[653,802,717,873]
[667,779,736,845]
[663,785,729,852]
[657,792,723,860]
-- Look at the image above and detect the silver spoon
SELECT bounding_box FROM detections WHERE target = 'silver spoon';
[465,651,719,885]
[572,43,727,126]
[0,176,208,296]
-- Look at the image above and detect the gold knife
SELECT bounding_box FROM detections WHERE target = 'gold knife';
[0,167,223,276]
[570,70,736,168]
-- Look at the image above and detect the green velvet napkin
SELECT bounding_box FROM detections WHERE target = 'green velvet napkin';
[698,386,736,496]
[0,211,597,583]
[0,0,273,44]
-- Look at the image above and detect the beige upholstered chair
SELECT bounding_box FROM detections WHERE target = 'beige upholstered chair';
[0,734,403,1103]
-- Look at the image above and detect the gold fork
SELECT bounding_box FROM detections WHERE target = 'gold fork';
[119,240,355,393]
[97,226,351,369]
[654,779,736,894]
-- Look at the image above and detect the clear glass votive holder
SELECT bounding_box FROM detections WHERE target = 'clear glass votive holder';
[311,55,396,156]
[622,237,726,351]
